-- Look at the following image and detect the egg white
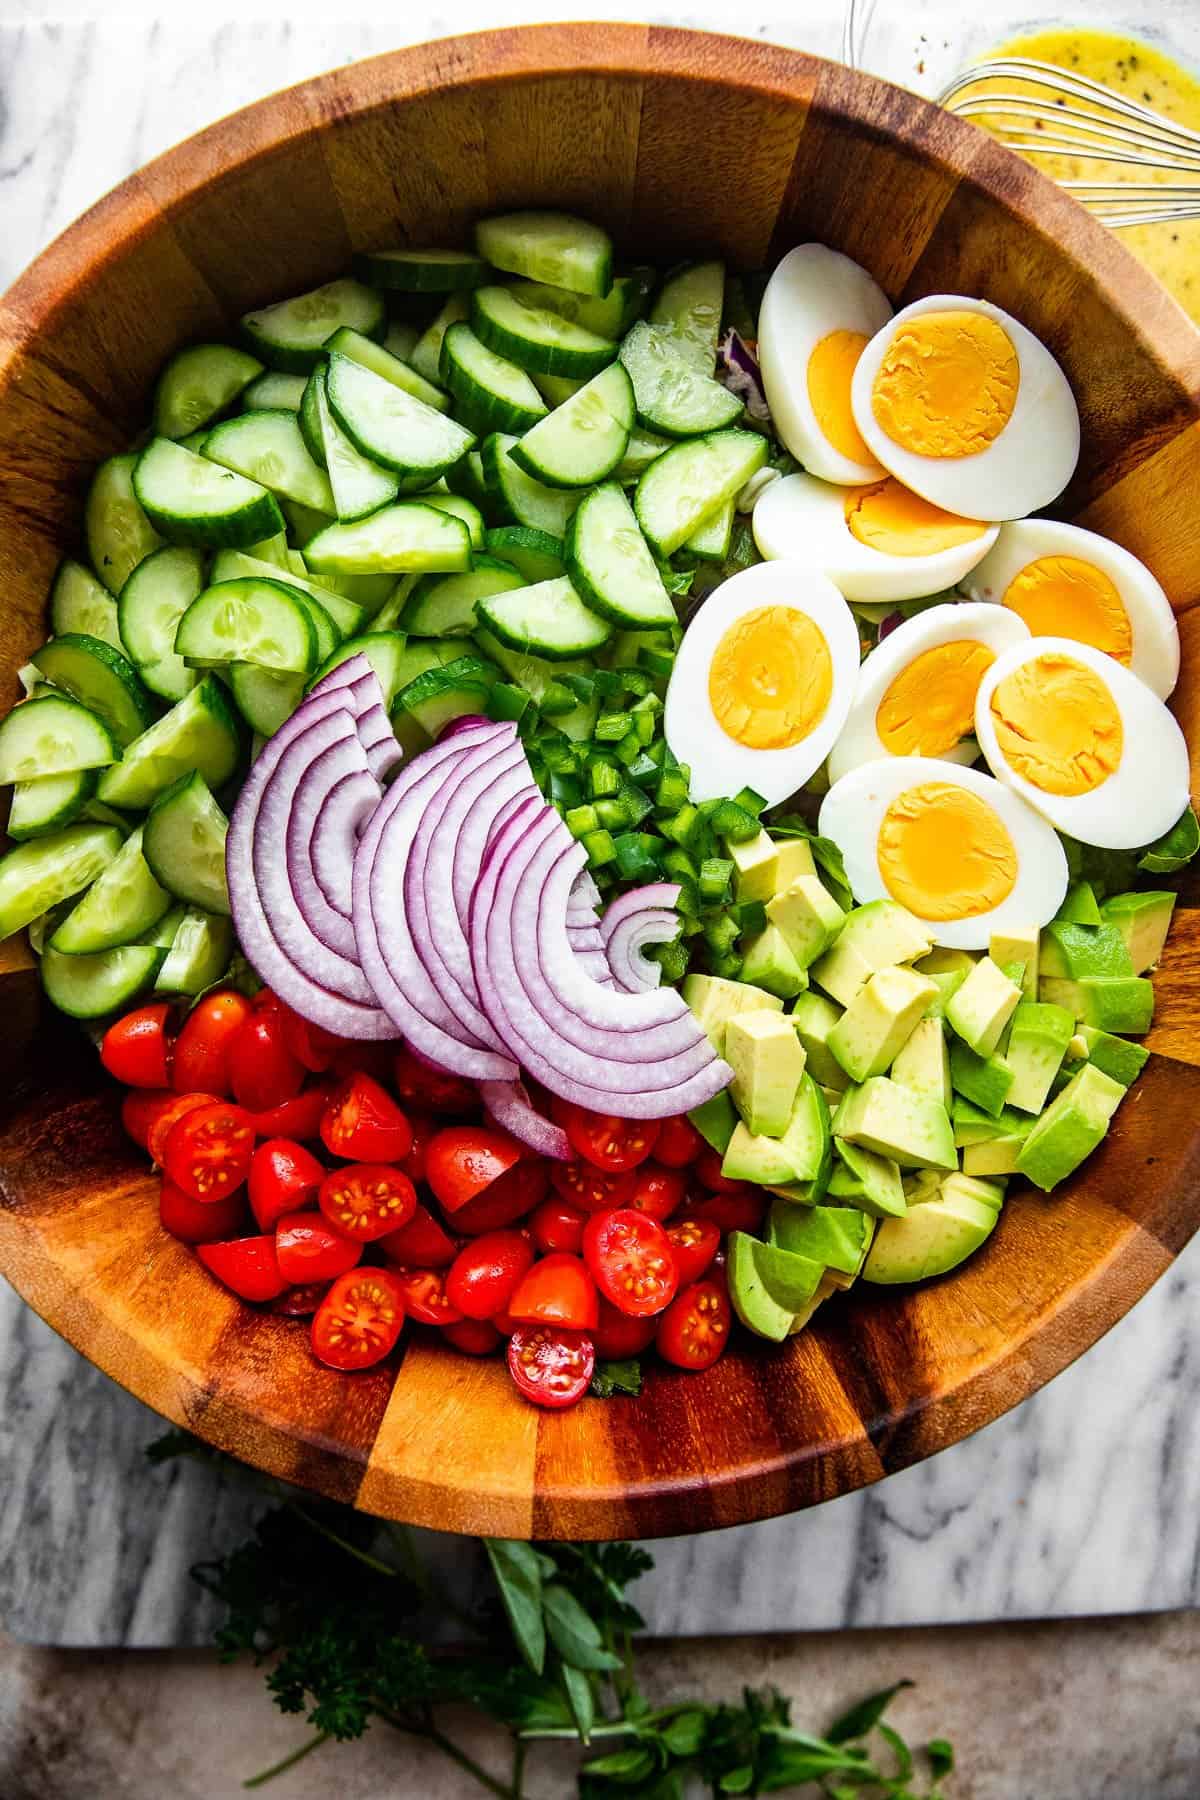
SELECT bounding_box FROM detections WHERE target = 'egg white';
[757,245,893,485]
[850,295,1081,520]
[665,559,861,805]
[819,756,1069,949]
[828,602,1031,782]
[752,470,999,603]
[974,636,1191,849]
[961,517,1180,700]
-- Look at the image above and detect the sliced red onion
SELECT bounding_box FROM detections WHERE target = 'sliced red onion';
[287,739,379,954]
[312,654,401,782]
[599,883,682,993]
[879,611,903,642]
[310,765,380,919]
[480,1079,572,1161]
[718,328,771,424]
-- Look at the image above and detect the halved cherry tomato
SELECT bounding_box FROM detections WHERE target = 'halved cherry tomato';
[653,1114,704,1168]
[591,1296,657,1360]
[399,1111,437,1186]
[656,1276,731,1370]
[197,1235,286,1302]
[163,1100,255,1202]
[378,1201,458,1269]
[172,991,252,1096]
[158,1177,246,1245]
[250,1082,334,1142]
[318,1163,416,1242]
[550,1161,637,1215]
[686,1186,766,1236]
[508,1252,598,1330]
[102,1003,173,1088]
[278,1005,342,1073]
[276,1211,362,1284]
[426,1126,522,1213]
[628,1162,686,1223]
[392,1045,478,1115]
[445,1230,535,1321]
[269,1281,328,1317]
[442,1317,501,1356]
[311,1267,406,1370]
[390,1265,463,1325]
[666,1217,721,1287]
[507,1325,594,1409]
[249,1138,325,1231]
[552,1101,660,1172]
[582,1209,679,1318]
[529,1196,587,1256]
[321,1073,413,1163]
[228,1008,306,1113]
[146,1091,222,1166]
[451,1159,549,1235]
[694,1145,753,1195]
[122,1087,181,1151]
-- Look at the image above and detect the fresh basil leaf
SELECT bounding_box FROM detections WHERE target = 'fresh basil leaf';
[484,1538,546,1676]
[927,1738,955,1778]
[718,1766,754,1793]
[826,1678,913,1744]
[756,1743,870,1789]
[543,1583,623,1672]
[768,813,854,909]
[880,1722,914,1780]
[590,1358,643,1399]
[582,1744,657,1781]
[1138,805,1200,873]
[562,1660,596,1743]
[659,1708,707,1756]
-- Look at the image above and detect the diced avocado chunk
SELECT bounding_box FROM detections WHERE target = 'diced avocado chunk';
[729,827,778,902]
[1039,920,1132,980]
[688,1089,738,1153]
[946,956,1022,1057]
[1056,882,1102,927]
[952,1097,1029,1146]
[724,1073,831,1193]
[811,899,931,1007]
[861,1189,999,1284]
[989,927,1039,998]
[949,1038,1014,1118]
[891,1015,952,1109]
[1100,890,1176,974]
[828,965,936,1083]
[962,1130,1030,1176]
[912,947,976,1019]
[828,1138,907,1219]
[725,1008,807,1138]
[766,874,845,970]
[833,1076,955,1171]
[1016,1062,1126,1192]
[1075,1024,1150,1087]
[1004,1000,1074,1115]
[773,838,817,890]
[741,923,807,999]
[727,1231,825,1341]
[788,1272,841,1334]
[790,990,848,1092]
[683,971,782,1051]
[937,1170,1005,1214]
[1076,976,1154,1035]
[768,1199,874,1287]
[723,1122,797,1185]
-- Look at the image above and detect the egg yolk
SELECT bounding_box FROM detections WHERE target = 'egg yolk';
[989,653,1123,795]
[876,641,996,756]
[844,478,989,556]
[872,311,1020,459]
[1001,555,1133,664]
[708,605,832,750]
[808,329,874,463]
[879,781,1018,920]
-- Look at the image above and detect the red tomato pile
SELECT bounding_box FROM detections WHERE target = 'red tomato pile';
[102,989,761,1408]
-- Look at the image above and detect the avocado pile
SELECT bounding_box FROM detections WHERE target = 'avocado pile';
[683,827,1174,1341]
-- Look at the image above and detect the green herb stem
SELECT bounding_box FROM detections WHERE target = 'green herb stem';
[374,1709,517,1800]
[242,1730,331,1789]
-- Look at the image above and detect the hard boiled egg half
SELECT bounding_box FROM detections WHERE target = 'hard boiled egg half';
[757,245,893,484]
[753,470,999,602]
[664,560,860,804]
[820,757,1069,950]
[828,602,1030,782]
[850,295,1081,520]
[962,517,1180,700]
[974,637,1191,850]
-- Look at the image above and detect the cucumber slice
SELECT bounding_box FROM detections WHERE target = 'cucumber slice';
[175,578,319,673]
[97,675,242,811]
[242,371,307,412]
[229,664,307,736]
[475,211,613,299]
[42,943,165,1019]
[153,343,264,438]
[648,261,725,373]
[564,484,675,628]
[203,409,336,514]
[511,362,633,488]
[508,269,653,339]
[440,323,547,436]
[682,497,735,562]
[403,557,525,637]
[0,823,124,939]
[324,326,452,414]
[532,372,585,408]
[615,427,672,484]
[299,367,330,467]
[310,367,400,521]
[143,771,230,914]
[85,455,165,595]
[325,352,475,481]
[444,449,498,522]
[245,531,291,569]
[471,286,617,378]
[240,278,385,373]
[212,550,365,639]
[477,576,611,661]
[31,634,157,747]
[368,577,418,634]
[635,429,768,557]
[394,654,496,736]
[383,321,419,362]
[303,503,472,576]
[409,294,471,386]
[134,438,284,550]
[7,768,99,840]
[49,559,125,654]
[156,908,235,995]
[481,434,581,537]
[118,545,206,702]
[483,526,565,584]
[50,825,171,953]
[352,247,491,292]
[0,693,118,783]
[142,903,186,949]
[310,631,410,706]
[416,493,483,551]
[393,638,470,689]
[619,322,743,439]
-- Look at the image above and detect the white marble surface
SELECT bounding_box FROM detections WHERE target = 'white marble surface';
[2,3,1200,1646]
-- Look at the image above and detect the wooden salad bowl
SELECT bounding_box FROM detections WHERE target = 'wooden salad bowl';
[1,24,1199,1541]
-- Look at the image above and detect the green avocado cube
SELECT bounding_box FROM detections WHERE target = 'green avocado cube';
[790,990,848,1091]
[962,1129,1029,1175]
[1039,920,1133,980]
[683,971,783,1050]
[949,1038,1014,1117]
[1056,882,1102,927]
[740,923,807,999]
[725,1008,807,1137]
[788,1272,841,1334]
[727,1232,825,1340]
[828,1138,907,1218]
[729,827,779,902]
[723,1072,831,1190]
[767,874,845,970]
[827,965,937,1083]
[811,899,931,1007]
[938,1170,1005,1213]
[1004,1000,1075,1115]
[688,1089,738,1153]
[833,1076,955,1171]
[1016,1062,1126,1192]
[891,1015,952,1108]
[902,1167,943,1206]
[946,956,1022,1057]
[1099,890,1176,975]
[861,1189,998,1284]
[952,1098,1029,1146]
[1076,1024,1151,1087]
[989,927,1039,998]
[722,1122,796,1185]
[1077,976,1154,1035]
[773,837,817,891]
[768,1198,874,1281]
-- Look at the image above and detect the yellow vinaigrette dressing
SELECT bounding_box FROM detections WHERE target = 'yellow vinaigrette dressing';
[984,28,1200,323]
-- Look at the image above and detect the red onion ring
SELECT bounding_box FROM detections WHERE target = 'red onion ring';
[599,883,682,993]
[480,1079,572,1160]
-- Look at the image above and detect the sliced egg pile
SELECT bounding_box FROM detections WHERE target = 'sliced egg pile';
[664,242,1190,945]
